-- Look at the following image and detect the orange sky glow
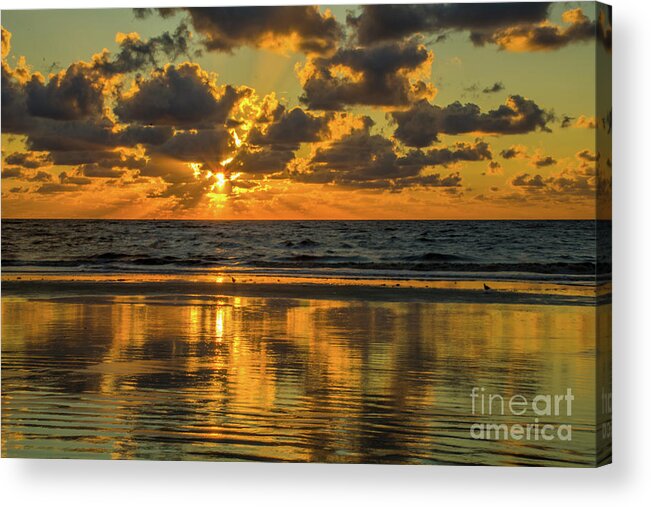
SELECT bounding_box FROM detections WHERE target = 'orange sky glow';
[1,4,611,219]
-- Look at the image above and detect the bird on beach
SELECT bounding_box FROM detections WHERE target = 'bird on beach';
[231,276,236,283]
[483,283,492,291]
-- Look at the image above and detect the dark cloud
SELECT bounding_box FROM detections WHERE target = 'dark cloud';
[347,3,551,45]
[92,23,192,76]
[232,147,297,175]
[302,128,413,183]
[115,125,173,147]
[560,115,574,128]
[49,150,128,166]
[399,140,492,167]
[500,145,527,159]
[136,6,342,55]
[24,64,104,121]
[549,172,594,196]
[511,169,595,197]
[4,151,51,169]
[482,82,504,94]
[1,61,30,133]
[4,168,81,192]
[392,95,552,147]
[1,167,24,179]
[511,173,545,188]
[13,26,193,124]
[2,28,34,133]
[76,153,146,178]
[149,179,214,209]
[577,149,598,162]
[231,107,334,175]
[58,171,92,185]
[27,170,53,182]
[115,63,250,127]
[135,154,189,183]
[349,5,600,53]
[79,165,126,178]
[35,182,86,194]
[391,172,461,191]
[495,192,528,203]
[1,27,190,139]
[152,127,232,163]
[292,125,488,190]
[17,119,170,183]
[299,40,434,110]
[25,119,117,152]
[337,172,462,191]
[143,156,215,209]
[2,27,242,196]
[482,8,595,51]
[531,155,556,167]
[1,28,169,157]
[485,160,503,175]
[248,106,332,148]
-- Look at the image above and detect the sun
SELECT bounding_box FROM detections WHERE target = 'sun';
[187,157,244,210]
[206,171,231,209]
[214,172,227,189]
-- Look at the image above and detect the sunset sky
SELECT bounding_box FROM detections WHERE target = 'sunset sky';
[1,2,611,219]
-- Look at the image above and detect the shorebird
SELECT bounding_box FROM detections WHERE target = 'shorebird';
[231,276,236,283]
[483,283,492,291]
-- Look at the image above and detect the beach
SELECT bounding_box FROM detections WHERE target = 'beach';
[1,220,610,464]
[1,274,608,465]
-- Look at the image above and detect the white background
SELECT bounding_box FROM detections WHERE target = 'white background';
[0,0,649,504]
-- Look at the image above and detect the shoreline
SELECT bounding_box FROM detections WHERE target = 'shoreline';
[1,273,608,306]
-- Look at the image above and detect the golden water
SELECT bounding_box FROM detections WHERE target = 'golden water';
[2,294,602,465]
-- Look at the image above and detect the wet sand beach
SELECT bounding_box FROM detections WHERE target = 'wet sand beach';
[2,275,608,465]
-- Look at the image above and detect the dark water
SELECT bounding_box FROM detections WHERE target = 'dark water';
[1,294,605,465]
[1,220,609,283]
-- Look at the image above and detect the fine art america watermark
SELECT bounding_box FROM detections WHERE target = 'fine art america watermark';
[469,387,574,441]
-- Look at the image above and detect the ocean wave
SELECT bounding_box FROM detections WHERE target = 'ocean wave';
[404,252,470,262]
[1,219,609,282]
[249,259,600,275]
[280,239,321,248]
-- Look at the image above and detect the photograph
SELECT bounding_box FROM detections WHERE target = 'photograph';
[2,2,611,467]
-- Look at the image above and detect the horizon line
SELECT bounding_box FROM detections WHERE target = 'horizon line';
[1,217,606,221]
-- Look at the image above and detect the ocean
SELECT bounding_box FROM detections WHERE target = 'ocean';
[1,220,610,284]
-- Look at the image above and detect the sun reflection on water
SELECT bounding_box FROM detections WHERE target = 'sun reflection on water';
[1,294,602,465]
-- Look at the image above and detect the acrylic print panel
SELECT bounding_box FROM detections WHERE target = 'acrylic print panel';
[1,3,612,466]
